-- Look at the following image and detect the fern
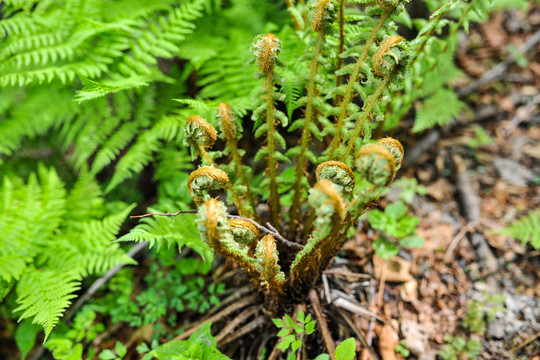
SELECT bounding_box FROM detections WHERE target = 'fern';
[117,207,213,264]
[0,166,136,340]
[495,211,540,249]
[13,270,81,342]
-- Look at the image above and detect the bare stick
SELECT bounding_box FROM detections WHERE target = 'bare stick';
[172,295,258,341]
[459,29,540,97]
[444,221,477,261]
[218,316,267,347]
[130,210,197,219]
[309,289,336,359]
[131,209,302,250]
[504,92,540,135]
[215,306,259,344]
[336,307,380,360]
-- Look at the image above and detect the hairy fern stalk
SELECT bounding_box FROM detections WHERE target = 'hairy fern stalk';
[172,0,419,306]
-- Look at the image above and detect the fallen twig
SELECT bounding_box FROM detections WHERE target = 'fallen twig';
[216,305,259,344]
[219,315,267,347]
[504,92,540,135]
[444,221,477,261]
[309,289,336,359]
[172,295,258,341]
[336,308,380,360]
[130,209,302,250]
[509,330,540,353]
[459,29,540,97]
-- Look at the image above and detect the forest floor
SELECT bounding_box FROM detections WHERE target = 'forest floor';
[2,3,539,360]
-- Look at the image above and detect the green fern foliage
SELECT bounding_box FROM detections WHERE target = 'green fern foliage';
[0,166,136,340]
[117,207,213,265]
[495,211,540,249]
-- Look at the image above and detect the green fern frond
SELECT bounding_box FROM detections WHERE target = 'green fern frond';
[117,209,213,264]
[14,269,81,342]
[413,88,465,132]
[495,211,540,249]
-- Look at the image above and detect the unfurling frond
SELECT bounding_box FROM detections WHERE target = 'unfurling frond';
[251,33,282,74]
[255,235,285,295]
[373,36,411,78]
[310,0,338,32]
[290,180,345,289]
[229,218,260,254]
[197,199,258,278]
[356,144,396,186]
[217,102,237,141]
[187,167,229,205]
[377,137,404,169]
[316,161,356,197]
[184,115,218,149]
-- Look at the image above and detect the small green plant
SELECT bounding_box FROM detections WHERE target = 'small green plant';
[151,322,230,360]
[98,342,128,360]
[382,177,427,204]
[395,340,410,357]
[368,201,424,259]
[438,334,482,360]
[93,249,224,341]
[494,211,540,249]
[467,125,494,149]
[273,309,317,359]
[463,293,506,335]
[44,307,105,360]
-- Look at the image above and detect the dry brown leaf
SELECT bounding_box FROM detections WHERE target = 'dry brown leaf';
[376,323,399,360]
[425,178,453,202]
[373,255,413,283]
[400,279,419,303]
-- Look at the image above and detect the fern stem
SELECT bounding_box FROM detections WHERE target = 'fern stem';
[196,143,250,218]
[227,138,260,220]
[288,31,326,237]
[336,0,345,89]
[327,11,390,158]
[409,0,466,68]
[343,72,394,160]
[285,0,303,31]
[264,73,281,229]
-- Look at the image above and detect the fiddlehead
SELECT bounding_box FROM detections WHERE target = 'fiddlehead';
[316,161,355,199]
[311,0,338,32]
[355,143,397,187]
[251,33,282,75]
[229,218,260,255]
[377,137,404,170]
[184,115,218,163]
[187,166,229,205]
[343,38,410,159]
[289,1,337,236]
[197,199,258,279]
[373,35,410,79]
[251,34,284,228]
[255,235,285,296]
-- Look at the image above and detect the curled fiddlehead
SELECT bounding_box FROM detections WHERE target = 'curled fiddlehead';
[251,33,282,75]
[356,144,396,186]
[197,199,258,278]
[187,166,229,205]
[377,137,404,169]
[316,160,355,198]
[184,115,217,149]
[310,0,338,32]
[229,218,260,255]
[255,235,285,296]
[373,35,411,78]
